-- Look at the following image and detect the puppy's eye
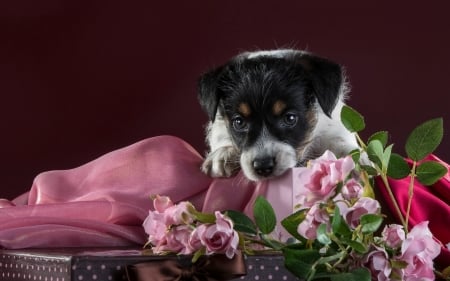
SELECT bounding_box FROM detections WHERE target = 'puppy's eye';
[232,116,248,132]
[283,113,298,127]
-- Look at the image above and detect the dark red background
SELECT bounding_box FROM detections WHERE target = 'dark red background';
[1,2,449,200]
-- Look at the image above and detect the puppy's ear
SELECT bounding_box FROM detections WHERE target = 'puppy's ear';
[295,54,343,117]
[197,66,224,121]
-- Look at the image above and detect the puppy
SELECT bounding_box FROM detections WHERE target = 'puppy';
[198,49,359,181]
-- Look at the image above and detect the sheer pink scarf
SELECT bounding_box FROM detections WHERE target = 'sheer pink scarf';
[0,136,261,248]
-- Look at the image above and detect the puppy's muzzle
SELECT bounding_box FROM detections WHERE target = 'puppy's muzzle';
[252,156,275,177]
[240,140,297,181]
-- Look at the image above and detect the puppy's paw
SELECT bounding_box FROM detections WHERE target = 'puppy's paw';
[201,146,240,177]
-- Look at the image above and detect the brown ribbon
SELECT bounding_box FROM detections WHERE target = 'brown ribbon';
[125,252,247,281]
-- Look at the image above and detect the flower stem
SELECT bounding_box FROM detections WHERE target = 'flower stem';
[355,133,367,150]
[404,161,417,232]
[245,235,286,250]
[380,173,407,229]
[356,132,408,230]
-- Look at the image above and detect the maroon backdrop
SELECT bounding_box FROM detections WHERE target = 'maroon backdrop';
[1,2,449,200]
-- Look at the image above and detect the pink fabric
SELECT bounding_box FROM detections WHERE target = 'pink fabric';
[0,136,259,249]
[376,154,450,267]
[0,135,448,268]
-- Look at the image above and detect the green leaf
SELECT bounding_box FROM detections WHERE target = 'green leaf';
[253,196,277,234]
[405,118,443,161]
[416,161,448,185]
[387,153,410,179]
[340,237,368,253]
[441,265,450,279]
[282,248,321,279]
[349,149,361,163]
[330,268,371,281]
[260,235,286,250]
[346,239,368,254]
[367,139,383,168]
[381,144,393,173]
[331,207,352,237]
[360,214,383,234]
[360,164,378,176]
[188,206,216,223]
[316,224,331,245]
[191,247,206,263]
[391,259,408,269]
[225,210,257,235]
[368,131,388,148]
[340,105,365,133]
[362,178,376,199]
[281,210,307,241]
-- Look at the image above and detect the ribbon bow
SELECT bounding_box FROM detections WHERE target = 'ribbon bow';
[125,253,247,281]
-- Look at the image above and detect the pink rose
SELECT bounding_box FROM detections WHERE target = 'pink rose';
[297,204,330,240]
[142,210,168,247]
[341,178,363,201]
[398,221,440,281]
[363,246,392,281]
[152,195,174,213]
[163,201,195,225]
[338,197,380,229]
[197,211,239,258]
[144,197,196,252]
[188,225,205,253]
[295,150,355,208]
[154,225,193,255]
[382,224,405,249]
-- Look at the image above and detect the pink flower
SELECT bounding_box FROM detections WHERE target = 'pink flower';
[142,210,168,247]
[297,204,330,240]
[197,211,239,258]
[341,178,363,201]
[154,225,194,255]
[163,201,195,225]
[398,221,440,281]
[152,195,174,213]
[338,197,380,229]
[144,196,196,252]
[363,246,392,281]
[295,150,355,208]
[382,224,405,249]
[188,225,204,252]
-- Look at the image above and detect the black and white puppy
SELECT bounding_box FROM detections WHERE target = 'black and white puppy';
[198,49,359,181]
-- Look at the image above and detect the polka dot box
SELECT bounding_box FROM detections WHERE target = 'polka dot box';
[0,248,299,281]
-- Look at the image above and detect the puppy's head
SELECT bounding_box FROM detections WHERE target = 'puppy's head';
[198,49,345,181]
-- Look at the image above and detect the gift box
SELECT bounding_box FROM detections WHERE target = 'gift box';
[262,168,301,241]
[0,248,298,281]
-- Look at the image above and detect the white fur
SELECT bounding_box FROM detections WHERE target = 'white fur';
[245,49,295,59]
[207,112,233,152]
[241,49,309,60]
[303,100,359,160]
[202,112,239,177]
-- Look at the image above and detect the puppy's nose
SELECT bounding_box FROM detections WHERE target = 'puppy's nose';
[253,157,275,177]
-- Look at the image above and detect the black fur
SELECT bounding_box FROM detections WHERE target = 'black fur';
[219,57,314,150]
[197,65,225,121]
[294,54,343,117]
[198,51,343,121]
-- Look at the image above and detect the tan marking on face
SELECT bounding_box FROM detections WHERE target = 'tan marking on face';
[272,100,287,116]
[296,109,318,160]
[238,103,251,117]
